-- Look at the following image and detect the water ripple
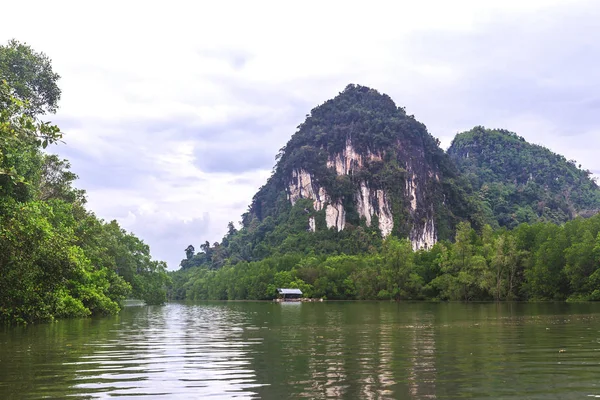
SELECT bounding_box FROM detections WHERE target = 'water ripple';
[1,302,600,399]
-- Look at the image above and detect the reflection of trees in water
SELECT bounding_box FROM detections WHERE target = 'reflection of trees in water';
[250,302,440,399]
[175,303,264,398]
[407,312,437,399]
[5,302,600,399]
[0,314,123,398]
[247,302,349,398]
[66,306,168,397]
[274,303,349,398]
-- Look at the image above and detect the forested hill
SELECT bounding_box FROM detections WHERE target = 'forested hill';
[248,84,483,242]
[448,127,600,228]
[0,40,169,324]
[172,88,600,303]
[180,84,483,270]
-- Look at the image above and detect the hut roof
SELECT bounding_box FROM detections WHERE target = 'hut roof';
[277,288,303,295]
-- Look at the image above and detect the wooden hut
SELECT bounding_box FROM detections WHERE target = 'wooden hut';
[276,288,303,301]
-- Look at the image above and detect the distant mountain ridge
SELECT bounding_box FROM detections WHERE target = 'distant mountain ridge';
[448,126,600,228]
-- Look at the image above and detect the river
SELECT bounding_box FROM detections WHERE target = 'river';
[1,302,599,399]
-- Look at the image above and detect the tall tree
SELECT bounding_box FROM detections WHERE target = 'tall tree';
[0,39,61,115]
[381,237,422,300]
[185,245,195,260]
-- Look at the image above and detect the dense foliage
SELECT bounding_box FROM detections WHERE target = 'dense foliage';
[171,91,600,303]
[448,126,600,228]
[171,214,600,302]
[0,40,169,324]
[0,39,61,116]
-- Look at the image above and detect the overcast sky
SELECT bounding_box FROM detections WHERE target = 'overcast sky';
[3,0,600,269]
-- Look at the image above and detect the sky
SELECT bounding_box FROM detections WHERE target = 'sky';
[2,0,600,269]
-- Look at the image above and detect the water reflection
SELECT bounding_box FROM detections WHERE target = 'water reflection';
[66,304,265,398]
[407,312,436,399]
[1,302,600,399]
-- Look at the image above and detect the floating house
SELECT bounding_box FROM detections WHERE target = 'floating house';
[276,288,303,302]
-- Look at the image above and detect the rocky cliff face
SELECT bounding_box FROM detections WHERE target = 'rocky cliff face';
[287,143,392,234]
[247,84,478,250]
[286,136,437,249]
[287,168,346,232]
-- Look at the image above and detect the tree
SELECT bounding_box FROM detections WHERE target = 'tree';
[0,80,62,202]
[564,230,598,299]
[200,241,211,254]
[523,224,568,300]
[38,154,86,203]
[185,245,195,260]
[381,237,422,300]
[227,221,237,236]
[488,234,519,301]
[0,42,169,323]
[0,39,61,115]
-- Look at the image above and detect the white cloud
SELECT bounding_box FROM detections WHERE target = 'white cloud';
[1,0,598,268]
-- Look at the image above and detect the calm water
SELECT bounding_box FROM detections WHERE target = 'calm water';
[1,302,600,399]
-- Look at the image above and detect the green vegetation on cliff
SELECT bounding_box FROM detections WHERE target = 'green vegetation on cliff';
[448,126,600,228]
[0,40,169,324]
[250,84,483,238]
[172,214,600,302]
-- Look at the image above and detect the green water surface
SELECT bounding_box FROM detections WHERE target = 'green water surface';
[1,302,599,399]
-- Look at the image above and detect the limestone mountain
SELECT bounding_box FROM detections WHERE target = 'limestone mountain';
[448,127,600,228]
[174,87,600,304]
[214,84,483,263]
